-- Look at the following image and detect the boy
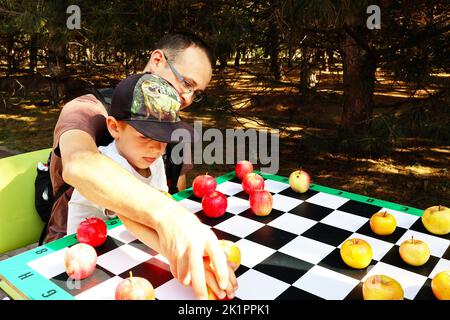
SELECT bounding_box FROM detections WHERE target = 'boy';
[67,72,193,234]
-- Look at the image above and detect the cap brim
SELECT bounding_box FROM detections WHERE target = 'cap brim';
[125,119,198,143]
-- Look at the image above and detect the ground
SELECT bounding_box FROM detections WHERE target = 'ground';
[0,63,448,209]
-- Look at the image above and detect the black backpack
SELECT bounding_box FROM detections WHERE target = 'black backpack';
[35,87,185,244]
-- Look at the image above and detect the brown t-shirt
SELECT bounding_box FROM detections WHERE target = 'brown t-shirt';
[45,94,113,243]
[44,94,194,243]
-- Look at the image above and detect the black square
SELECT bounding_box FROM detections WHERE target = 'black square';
[187,194,203,203]
[318,249,376,281]
[410,219,450,241]
[278,188,318,201]
[289,202,334,221]
[50,265,115,296]
[344,282,364,300]
[253,252,314,284]
[127,239,159,256]
[301,223,353,247]
[229,177,242,184]
[337,200,382,218]
[196,211,234,227]
[235,265,250,278]
[413,278,437,300]
[380,245,440,277]
[356,221,408,244]
[93,236,125,256]
[442,246,450,260]
[238,208,284,224]
[118,258,173,289]
[234,191,249,201]
[276,286,323,300]
[245,225,297,250]
[210,228,241,243]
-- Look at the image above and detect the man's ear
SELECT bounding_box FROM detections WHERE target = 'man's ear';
[143,50,164,73]
[106,116,121,139]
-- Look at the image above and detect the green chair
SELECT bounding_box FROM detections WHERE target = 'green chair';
[0,148,51,254]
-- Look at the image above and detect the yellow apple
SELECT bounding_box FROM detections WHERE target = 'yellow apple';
[399,237,430,266]
[219,240,241,271]
[422,205,450,235]
[340,238,373,269]
[288,169,310,193]
[370,211,397,236]
[431,270,450,300]
[362,275,404,300]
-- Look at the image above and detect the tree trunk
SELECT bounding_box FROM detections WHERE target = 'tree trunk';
[268,23,281,80]
[234,47,240,67]
[29,34,38,73]
[340,16,377,135]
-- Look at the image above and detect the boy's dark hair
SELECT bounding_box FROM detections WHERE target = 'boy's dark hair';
[154,32,215,67]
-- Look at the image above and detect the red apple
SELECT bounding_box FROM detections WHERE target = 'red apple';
[242,173,264,195]
[115,272,155,300]
[192,174,217,198]
[64,243,97,280]
[202,191,228,218]
[76,217,108,247]
[235,160,254,180]
[250,190,273,216]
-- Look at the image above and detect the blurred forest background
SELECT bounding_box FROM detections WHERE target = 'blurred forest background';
[0,0,448,209]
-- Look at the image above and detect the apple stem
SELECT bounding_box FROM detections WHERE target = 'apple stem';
[129,271,133,286]
[411,235,414,244]
[383,211,387,217]
[439,205,441,211]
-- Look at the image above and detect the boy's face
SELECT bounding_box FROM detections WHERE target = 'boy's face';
[107,117,167,170]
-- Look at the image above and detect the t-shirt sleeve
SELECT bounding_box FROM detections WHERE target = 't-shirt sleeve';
[52,94,109,157]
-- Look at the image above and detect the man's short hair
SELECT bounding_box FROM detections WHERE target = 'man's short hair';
[154,32,215,68]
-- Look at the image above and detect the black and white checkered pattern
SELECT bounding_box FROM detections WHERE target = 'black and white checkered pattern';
[27,177,450,300]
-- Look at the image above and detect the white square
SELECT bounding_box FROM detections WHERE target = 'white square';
[362,262,428,300]
[235,269,290,300]
[279,236,335,264]
[429,259,450,278]
[155,278,196,300]
[396,230,450,258]
[27,248,68,279]
[214,215,264,238]
[216,181,243,196]
[379,208,420,229]
[305,192,350,210]
[271,194,303,212]
[263,180,290,194]
[75,276,124,300]
[293,265,359,300]
[178,198,203,213]
[235,239,276,268]
[341,233,394,261]
[268,213,317,235]
[108,224,137,244]
[226,196,250,214]
[320,210,369,232]
[97,244,153,275]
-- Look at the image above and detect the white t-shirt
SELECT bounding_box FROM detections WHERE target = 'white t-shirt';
[66,141,168,235]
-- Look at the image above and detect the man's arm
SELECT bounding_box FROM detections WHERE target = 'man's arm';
[177,174,187,191]
[59,129,232,299]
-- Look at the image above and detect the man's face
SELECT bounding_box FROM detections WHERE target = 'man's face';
[148,45,213,109]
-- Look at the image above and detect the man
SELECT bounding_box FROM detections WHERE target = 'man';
[46,33,236,300]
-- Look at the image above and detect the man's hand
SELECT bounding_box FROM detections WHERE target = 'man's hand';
[155,207,231,300]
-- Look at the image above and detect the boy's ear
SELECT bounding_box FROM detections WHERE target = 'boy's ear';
[106,116,121,139]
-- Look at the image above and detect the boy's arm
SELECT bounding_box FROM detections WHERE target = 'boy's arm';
[59,129,231,300]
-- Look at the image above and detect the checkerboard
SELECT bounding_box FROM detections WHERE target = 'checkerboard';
[0,171,448,300]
